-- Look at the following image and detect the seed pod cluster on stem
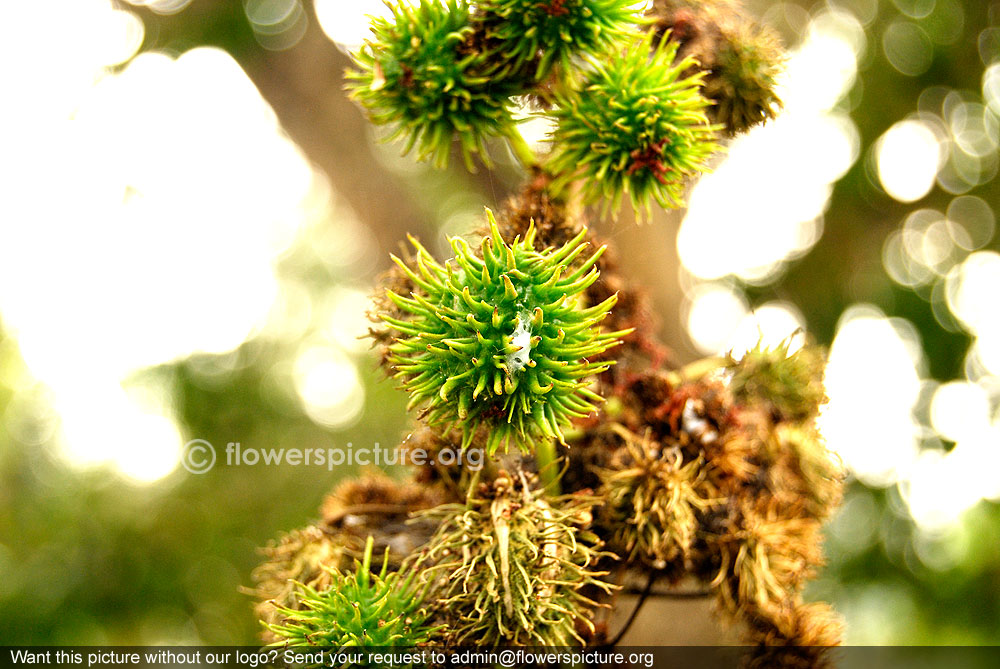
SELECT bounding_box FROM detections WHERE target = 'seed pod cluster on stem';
[256,0,844,660]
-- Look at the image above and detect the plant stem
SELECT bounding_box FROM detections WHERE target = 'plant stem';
[535,438,561,495]
[607,570,657,646]
[465,466,482,504]
[665,355,727,386]
[506,128,539,170]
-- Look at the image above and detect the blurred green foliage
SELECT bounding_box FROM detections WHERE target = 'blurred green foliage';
[0,323,409,644]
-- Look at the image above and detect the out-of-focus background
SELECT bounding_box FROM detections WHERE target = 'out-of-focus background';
[0,0,998,646]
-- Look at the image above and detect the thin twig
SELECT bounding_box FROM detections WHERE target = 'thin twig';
[607,570,657,647]
[433,461,465,501]
[635,588,713,598]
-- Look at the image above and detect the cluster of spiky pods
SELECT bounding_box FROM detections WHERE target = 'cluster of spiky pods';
[253,0,841,663]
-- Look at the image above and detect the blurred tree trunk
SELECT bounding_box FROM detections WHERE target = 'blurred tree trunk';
[134,0,435,254]
[612,208,700,364]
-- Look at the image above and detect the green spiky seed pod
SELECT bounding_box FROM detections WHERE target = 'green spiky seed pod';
[421,470,614,645]
[598,425,716,566]
[727,340,826,422]
[380,209,629,454]
[346,0,516,169]
[267,536,440,648]
[477,0,639,81]
[252,526,351,638]
[548,33,719,217]
[705,22,783,135]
